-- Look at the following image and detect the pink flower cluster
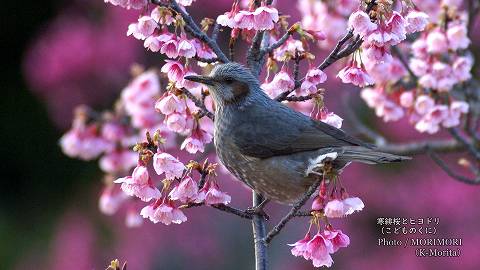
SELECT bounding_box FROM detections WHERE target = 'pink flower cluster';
[410,20,472,92]
[289,228,350,268]
[155,90,213,154]
[60,123,112,161]
[121,70,162,129]
[139,166,231,225]
[217,3,279,31]
[288,180,363,267]
[110,145,230,226]
[104,0,147,10]
[339,9,428,88]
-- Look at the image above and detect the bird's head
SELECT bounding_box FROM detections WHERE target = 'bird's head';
[184,63,260,106]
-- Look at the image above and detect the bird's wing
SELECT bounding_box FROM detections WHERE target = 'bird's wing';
[229,101,370,159]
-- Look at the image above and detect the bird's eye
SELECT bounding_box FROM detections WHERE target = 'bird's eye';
[225,78,234,84]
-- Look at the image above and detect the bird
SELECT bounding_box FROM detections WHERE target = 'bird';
[184,62,409,205]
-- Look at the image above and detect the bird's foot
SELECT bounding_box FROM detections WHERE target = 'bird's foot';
[246,199,270,220]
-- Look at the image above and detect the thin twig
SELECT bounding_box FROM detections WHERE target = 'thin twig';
[259,30,294,57]
[193,56,219,64]
[264,178,322,244]
[317,0,376,71]
[186,202,253,219]
[180,88,215,120]
[391,46,417,82]
[283,95,314,102]
[448,128,480,161]
[426,148,480,185]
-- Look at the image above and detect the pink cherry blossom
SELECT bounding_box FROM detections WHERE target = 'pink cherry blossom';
[323,229,350,252]
[217,3,240,28]
[169,176,199,202]
[306,233,334,267]
[338,65,374,87]
[342,197,365,215]
[409,58,429,76]
[151,7,175,25]
[177,38,196,58]
[360,87,384,108]
[59,126,110,160]
[144,35,161,52]
[98,187,127,215]
[177,0,195,7]
[181,125,213,154]
[234,10,256,30]
[447,24,470,51]
[414,95,435,115]
[121,70,160,125]
[405,11,429,34]
[324,197,364,218]
[271,70,295,92]
[165,113,191,134]
[252,5,279,30]
[160,39,179,58]
[127,16,157,40]
[386,12,407,45]
[192,39,217,60]
[289,233,312,259]
[114,165,161,202]
[196,182,231,205]
[105,0,147,10]
[99,150,138,174]
[272,36,304,61]
[348,11,377,37]
[453,56,473,82]
[155,93,186,115]
[320,112,343,129]
[324,199,345,218]
[363,45,393,64]
[153,152,185,179]
[442,101,469,128]
[399,91,414,108]
[125,208,143,228]
[426,30,448,54]
[140,200,187,225]
[375,99,405,122]
[415,105,449,134]
[300,68,327,94]
[161,60,185,82]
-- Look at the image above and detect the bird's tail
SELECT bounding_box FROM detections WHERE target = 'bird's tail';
[338,146,411,164]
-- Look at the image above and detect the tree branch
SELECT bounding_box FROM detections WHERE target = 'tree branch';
[448,128,480,161]
[186,202,253,219]
[252,192,268,270]
[426,147,480,185]
[179,88,215,120]
[264,178,322,244]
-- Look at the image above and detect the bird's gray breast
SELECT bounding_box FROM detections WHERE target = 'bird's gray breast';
[214,107,257,188]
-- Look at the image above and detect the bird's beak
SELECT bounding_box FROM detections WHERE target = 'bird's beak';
[184,75,215,86]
